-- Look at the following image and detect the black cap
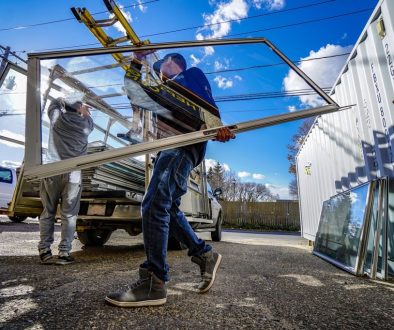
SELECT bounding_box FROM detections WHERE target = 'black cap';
[153,53,187,75]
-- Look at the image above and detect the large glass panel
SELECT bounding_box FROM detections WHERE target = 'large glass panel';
[0,67,27,168]
[35,43,326,171]
[27,43,335,198]
[313,182,371,273]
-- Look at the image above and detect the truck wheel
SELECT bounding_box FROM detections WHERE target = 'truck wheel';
[211,214,222,242]
[167,236,187,250]
[8,215,27,223]
[77,229,112,246]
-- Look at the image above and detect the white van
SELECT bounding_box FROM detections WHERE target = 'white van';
[0,166,16,210]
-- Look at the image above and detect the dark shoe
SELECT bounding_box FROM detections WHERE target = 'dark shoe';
[39,250,52,264]
[191,250,222,293]
[56,253,75,265]
[105,268,167,307]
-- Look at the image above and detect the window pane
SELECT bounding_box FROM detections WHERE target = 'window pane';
[313,182,371,273]
[0,67,27,167]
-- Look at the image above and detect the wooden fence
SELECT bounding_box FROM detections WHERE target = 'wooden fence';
[221,200,300,231]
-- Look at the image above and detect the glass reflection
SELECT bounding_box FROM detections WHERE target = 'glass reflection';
[0,68,27,166]
[314,182,370,273]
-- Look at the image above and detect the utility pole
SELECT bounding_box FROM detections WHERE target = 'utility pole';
[0,45,10,78]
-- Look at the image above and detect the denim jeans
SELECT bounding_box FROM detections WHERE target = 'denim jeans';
[141,148,211,282]
[38,171,82,254]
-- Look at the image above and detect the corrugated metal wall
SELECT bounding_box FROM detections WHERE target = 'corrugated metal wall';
[297,0,394,241]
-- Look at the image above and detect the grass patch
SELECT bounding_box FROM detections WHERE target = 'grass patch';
[223,223,300,232]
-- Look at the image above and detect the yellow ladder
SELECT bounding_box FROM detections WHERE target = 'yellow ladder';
[71,0,151,71]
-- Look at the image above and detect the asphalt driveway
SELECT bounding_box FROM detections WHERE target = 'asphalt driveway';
[1,217,394,329]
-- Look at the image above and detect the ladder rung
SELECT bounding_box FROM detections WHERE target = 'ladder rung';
[107,36,130,46]
[94,17,118,28]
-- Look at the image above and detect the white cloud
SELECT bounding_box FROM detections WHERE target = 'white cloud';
[265,183,291,199]
[205,159,230,171]
[190,54,201,67]
[349,191,359,204]
[110,6,133,33]
[204,46,215,56]
[198,0,249,39]
[238,171,250,178]
[214,58,230,71]
[283,44,352,107]
[252,173,265,180]
[65,56,123,93]
[253,0,285,10]
[1,160,21,168]
[189,47,215,67]
[288,105,296,112]
[341,33,348,40]
[214,75,233,89]
[234,75,242,81]
[137,0,147,12]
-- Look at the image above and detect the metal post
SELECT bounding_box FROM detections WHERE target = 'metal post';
[356,180,376,275]
[0,46,10,77]
[201,161,209,216]
[264,39,338,106]
[370,180,384,279]
[24,58,42,168]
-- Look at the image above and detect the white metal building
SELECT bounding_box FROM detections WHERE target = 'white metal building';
[297,0,394,241]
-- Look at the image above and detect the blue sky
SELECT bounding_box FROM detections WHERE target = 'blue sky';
[0,0,378,198]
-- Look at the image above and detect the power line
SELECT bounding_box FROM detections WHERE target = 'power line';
[140,0,337,38]
[205,52,350,75]
[215,88,331,102]
[0,51,346,96]
[0,45,27,64]
[16,0,341,53]
[0,51,347,96]
[0,0,160,32]
[100,87,332,108]
[225,8,372,38]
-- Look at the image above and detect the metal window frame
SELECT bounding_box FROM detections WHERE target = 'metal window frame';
[24,37,339,180]
[313,177,391,280]
[313,180,376,275]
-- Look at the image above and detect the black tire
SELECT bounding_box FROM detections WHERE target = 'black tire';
[8,215,27,223]
[211,214,222,242]
[77,229,112,246]
[167,236,187,250]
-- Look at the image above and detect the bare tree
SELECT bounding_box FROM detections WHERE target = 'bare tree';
[287,118,314,175]
[289,178,298,199]
[207,163,275,202]
[287,118,315,199]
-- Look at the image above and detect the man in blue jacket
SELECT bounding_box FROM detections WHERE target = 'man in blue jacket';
[106,52,235,307]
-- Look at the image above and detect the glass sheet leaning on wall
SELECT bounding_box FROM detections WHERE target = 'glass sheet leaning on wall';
[313,181,373,274]
[313,177,394,281]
